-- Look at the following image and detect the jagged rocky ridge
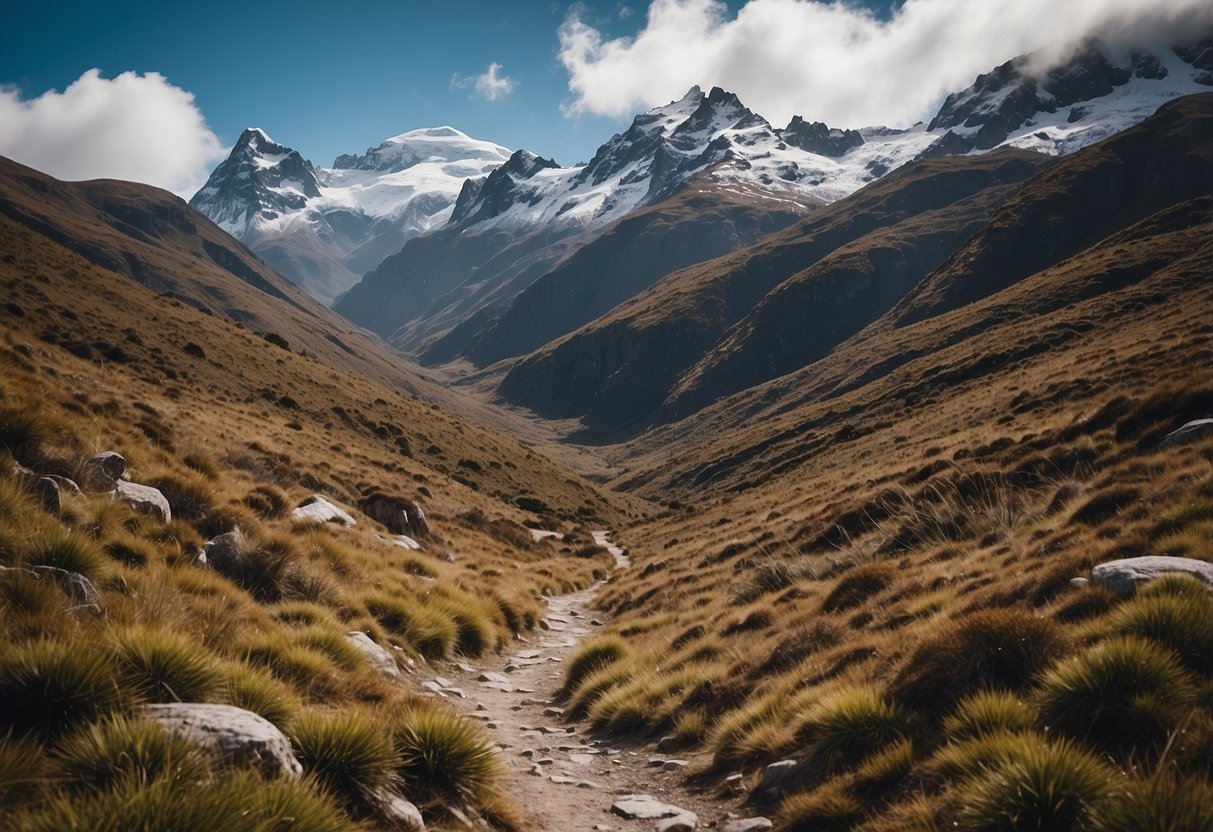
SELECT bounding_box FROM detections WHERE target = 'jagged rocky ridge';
[331,37,1210,367]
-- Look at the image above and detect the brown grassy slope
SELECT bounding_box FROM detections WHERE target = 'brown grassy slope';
[0,155,428,390]
[605,94,1213,501]
[569,106,1213,831]
[496,150,1049,436]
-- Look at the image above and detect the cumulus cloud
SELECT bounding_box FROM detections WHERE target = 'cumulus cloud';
[0,69,225,198]
[558,0,1213,127]
[451,62,517,101]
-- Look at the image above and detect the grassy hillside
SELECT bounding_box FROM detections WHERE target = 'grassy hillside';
[0,165,635,829]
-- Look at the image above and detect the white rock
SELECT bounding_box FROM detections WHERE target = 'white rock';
[142,703,301,778]
[291,494,356,527]
[1161,418,1213,446]
[1091,556,1213,597]
[369,787,425,831]
[721,820,773,832]
[656,812,698,832]
[347,631,400,677]
[611,795,692,820]
[115,480,171,523]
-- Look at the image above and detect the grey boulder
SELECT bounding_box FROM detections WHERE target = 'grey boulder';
[1091,556,1213,597]
[142,703,302,778]
[115,480,171,523]
[291,494,356,527]
[79,452,127,492]
[347,631,400,678]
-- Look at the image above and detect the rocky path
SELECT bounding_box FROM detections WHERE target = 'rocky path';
[426,532,768,832]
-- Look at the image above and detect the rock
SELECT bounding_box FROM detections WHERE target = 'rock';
[662,759,689,771]
[721,820,773,832]
[655,735,680,753]
[368,787,425,831]
[114,480,171,523]
[611,795,692,820]
[0,564,100,612]
[1069,577,1090,589]
[347,631,400,677]
[197,528,245,570]
[478,671,510,684]
[382,534,422,550]
[360,492,429,538]
[18,471,61,513]
[142,703,301,778]
[437,550,456,563]
[656,814,698,832]
[757,759,800,797]
[79,452,126,492]
[1091,556,1213,597]
[291,494,356,527]
[1160,418,1213,446]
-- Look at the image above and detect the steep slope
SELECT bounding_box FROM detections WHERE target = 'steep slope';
[334,87,915,355]
[498,150,1050,435]
[331,37,1209,366]
[190,126,512,303]
[0,154,428,391]
[604,93,1213,499]
[461,173,812,368]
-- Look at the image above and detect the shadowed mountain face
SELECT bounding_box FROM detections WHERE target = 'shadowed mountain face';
[496,150,1052,436]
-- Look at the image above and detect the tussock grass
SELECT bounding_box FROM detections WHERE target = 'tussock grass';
[220,664,302,730]
[21,527,106,580]
[0,732,49,805]
[363,590,458,659]
[290,709,401,808]
[796,687,910,776]
[54,715,212,792]
[1091,774,1213,832]
[775,782,864,832]
[1035,635,1193,755]
[561,634,627,696]
[1112,589,1213,675]
[0,401,57,465]
[568,660,634,717]
[947,738,1115,832]
[0,640,124,737]
[391,706,500,806]
[888,608,1066,713]
[943,691,1035,741]
[109,628,222,703]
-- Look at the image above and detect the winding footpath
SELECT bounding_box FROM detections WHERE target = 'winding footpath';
[424,532,766,831]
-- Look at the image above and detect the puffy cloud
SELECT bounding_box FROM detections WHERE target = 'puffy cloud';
[558,0,1213,127]
[0,69,225,198]
[451,62,517,102]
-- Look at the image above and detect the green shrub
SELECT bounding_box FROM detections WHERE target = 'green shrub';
[943,691,1036,741]
[1036,636,1192,755]
[562,635,627,696]
[54,715,212,792]
[889,609,1067,713]
[0,640,124,737]
[290,710,401,807]
[1113,590,1213,675]
[948,738,1116,831]
[110,629,222,703]
[392,707,499,806]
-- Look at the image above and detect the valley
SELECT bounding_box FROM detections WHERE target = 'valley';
[2,23,1213,832]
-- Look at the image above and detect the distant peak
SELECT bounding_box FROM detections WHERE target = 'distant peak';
[387,125,470,142]
[237,127,274,146]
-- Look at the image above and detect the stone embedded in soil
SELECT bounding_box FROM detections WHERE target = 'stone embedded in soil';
[662,759,689,771]
[757,760,799,797]
[611,795,694,820]
[481,681,514,692]
[478,670,510,684]
[721,820,773,832]
[656,814,698,832]
[543,707,565,717]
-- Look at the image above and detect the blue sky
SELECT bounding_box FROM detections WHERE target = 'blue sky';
[2,0,1201,196]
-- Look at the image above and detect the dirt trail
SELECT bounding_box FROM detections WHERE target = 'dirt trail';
[427,532,755,831]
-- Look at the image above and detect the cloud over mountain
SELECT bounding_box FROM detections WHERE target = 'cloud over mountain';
[0,69,225,197]
[451,62,517,102]
[558,0,1213,127]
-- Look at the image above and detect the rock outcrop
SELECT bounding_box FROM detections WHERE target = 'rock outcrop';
[360,492,429,538]
[291,494,357,527]
[1090,556,1213,597]
[114,480,171,523]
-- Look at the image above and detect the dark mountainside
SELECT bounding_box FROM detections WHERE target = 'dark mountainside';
[497,150,1050,436]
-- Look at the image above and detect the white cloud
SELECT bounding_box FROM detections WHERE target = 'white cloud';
[558,0,1213,127]
[0,69,225,198]
[451,62,517,102]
